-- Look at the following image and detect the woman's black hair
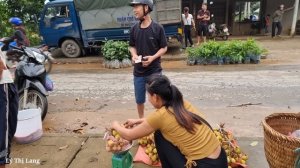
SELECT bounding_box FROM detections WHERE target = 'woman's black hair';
[146,75,204,133]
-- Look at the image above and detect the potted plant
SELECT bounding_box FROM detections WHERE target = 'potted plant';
[207,41,219,64]
[198,41,218,64]
[225,43,232,65]
[261,48,269,59]
[101,40,132,69]
[239,40,250,64]
[229,40,244,64]
[198,45,213,65]
[186,47,198,65]
[244,38,262,64]
[217,42,230,65]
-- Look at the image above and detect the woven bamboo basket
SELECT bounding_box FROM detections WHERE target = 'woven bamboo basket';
[262,113,300,168]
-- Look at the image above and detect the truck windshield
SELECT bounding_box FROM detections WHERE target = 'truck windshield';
[44,5,70,27]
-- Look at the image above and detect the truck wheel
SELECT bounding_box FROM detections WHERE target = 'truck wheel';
[61,39,81,58]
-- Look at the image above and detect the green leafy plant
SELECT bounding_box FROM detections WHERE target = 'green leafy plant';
[217,42,230,58]
[208,41,220,57]
[198,46,212,59]
[228,40,244,62]
[243,38,263,56]
[101,40,130,61]
[186,47,198,60]
[199,40,219,59]
[185,39,265,65]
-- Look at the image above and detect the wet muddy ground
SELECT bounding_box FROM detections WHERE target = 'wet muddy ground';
[44,38,300,137]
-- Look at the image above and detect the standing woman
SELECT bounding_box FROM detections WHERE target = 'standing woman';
[111,75,227,168]
[0,50,18,168]
[182,7,195,48]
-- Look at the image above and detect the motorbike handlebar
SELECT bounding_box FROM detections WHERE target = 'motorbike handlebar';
[0,37,13,44]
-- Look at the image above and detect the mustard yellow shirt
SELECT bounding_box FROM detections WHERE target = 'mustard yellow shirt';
[146,101,220,167]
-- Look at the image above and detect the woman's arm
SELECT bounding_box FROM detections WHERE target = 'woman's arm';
[111,119,155,141]
[204,15,210,21]
[125,118,146,126]
[197,15,203,20]
[0,59,5,80]
[191,16,196,29]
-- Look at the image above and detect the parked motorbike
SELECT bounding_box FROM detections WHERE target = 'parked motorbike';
[37,45,54,74]
[0,40,54,73]
[208,23,230,41]
[0,37,53,120]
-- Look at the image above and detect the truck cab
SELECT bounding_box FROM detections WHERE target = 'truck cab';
[39,0,83,57]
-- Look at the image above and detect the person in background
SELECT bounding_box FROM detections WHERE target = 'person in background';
[0,50,18,168]
[182,7,195,48]
[272,4,294,38]
[196,3,210,45]
[111,75,227,168]
[129,0,168,118]
[8,17,30,47]
[265,14,271,34]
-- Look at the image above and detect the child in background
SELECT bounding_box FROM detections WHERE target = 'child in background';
[265,14,270,34]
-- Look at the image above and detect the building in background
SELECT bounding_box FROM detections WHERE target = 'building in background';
[182,0,300,36]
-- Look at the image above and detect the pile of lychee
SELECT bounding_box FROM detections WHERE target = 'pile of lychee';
[138,133,160,165]
[105,129,131,153]
[214,124,248,168]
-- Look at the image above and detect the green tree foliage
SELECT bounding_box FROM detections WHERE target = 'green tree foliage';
[0,0,44,45]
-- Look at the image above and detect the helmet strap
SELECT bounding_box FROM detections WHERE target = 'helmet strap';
[143,5,149,16]
[139,5,148,23]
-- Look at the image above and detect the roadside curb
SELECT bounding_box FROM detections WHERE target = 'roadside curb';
[53,55,187,64]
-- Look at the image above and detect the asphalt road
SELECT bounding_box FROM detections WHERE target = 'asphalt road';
[43,38,300,138]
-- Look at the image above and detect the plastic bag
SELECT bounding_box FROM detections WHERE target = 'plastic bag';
[45,75,54,91]
[289,130,300,138]
[103,130,133,154]
[133,146,161,167]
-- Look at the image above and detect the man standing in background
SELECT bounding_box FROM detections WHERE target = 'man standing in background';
[272,4,294,38]
[197,3,210,45]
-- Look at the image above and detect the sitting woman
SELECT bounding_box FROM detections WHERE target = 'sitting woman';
[111,75,227,168]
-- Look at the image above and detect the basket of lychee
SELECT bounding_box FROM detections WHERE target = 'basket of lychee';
[214,124,248,168]
[104,128,133,155]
